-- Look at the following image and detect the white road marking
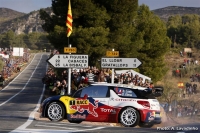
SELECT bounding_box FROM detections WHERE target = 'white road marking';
[36,122,73,126]
[35,124,76,130]
[36,122,93,128]
[10,127,105,133]
[9,54,46,132]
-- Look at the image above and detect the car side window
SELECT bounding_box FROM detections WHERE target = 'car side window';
[113,87,137,98]
[80,85,109,98]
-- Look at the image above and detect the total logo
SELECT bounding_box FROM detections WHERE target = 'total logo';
[100,108,116,113]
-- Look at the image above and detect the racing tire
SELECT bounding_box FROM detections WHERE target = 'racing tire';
[138,122,154,128]
[47,102,65,121]
[119,107,140,127]
[68,120,82,124]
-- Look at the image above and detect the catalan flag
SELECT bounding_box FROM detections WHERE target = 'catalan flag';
[66,0,72,37]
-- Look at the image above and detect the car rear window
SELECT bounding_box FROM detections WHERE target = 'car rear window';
[113,87,137,98]
[112,87,156,99]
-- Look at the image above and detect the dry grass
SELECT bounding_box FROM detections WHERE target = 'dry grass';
[156,49,200,125]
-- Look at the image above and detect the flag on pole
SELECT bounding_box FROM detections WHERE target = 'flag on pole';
[66,0,72,37]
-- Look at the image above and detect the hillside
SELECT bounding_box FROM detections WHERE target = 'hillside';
[1,6,200,34]
[153,6,200,21]
[0,7,52,34]
[0,8,25,24]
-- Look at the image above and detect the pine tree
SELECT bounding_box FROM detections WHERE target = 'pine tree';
[40,1,171,81]
[133,5,171,82]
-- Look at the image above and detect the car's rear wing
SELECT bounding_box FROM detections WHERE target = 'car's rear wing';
[152,86,164,97]
[140,86,164,97]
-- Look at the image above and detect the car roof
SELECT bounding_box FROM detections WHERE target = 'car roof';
[90,82,148,90]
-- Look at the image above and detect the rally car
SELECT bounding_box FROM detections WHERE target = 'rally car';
[40,83,163,127]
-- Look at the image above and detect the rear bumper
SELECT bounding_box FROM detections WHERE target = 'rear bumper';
[139,109,162,124]
[153,117,162,124]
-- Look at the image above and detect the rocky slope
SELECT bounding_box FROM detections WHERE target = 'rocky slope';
[0,7,52,34]
[0,8,25,24]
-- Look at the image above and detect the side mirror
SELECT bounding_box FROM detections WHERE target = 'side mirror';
[153,86,164,97]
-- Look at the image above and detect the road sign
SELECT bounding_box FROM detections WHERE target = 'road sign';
[106,51,119,57]
[47,54,88,68]
[64,47,77,53]
[101,58,142,68]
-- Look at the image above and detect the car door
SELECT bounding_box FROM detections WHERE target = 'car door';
[79,85,110,121]
[68,89,89,121]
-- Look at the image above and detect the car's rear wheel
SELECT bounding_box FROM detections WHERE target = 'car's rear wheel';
[119,107,140,127]
[47,102,65,121]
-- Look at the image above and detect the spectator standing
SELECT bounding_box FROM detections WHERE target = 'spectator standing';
[87,69,95,83]
[80,69,86,77]
[0,74,4,89]
[195,60,198,65]
[61,70,68,80]
[98,70,106,82]
[149,83,154,89]
[93,69,99,82]
[52,80,61,95]
[180,51,183,57]
[59,79,68,95]
[176,68,180,77]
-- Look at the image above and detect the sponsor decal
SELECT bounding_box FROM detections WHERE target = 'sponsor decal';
[70,114,86,119]
[148,111,155,121]
[114,87,123,95]
[70,97,99,117]
[110,97,115,101]
[114,98,136,101]
[100,108,116,113]
[70,100,89,105]
[76,100,89,105]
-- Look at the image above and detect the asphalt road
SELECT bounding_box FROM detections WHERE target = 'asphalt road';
[0,53,48,133]
[12,120,200,133]
[0,53,199,133]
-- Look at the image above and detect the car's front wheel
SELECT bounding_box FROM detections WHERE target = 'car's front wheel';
[119,107,140,127]
[47,102,65,121]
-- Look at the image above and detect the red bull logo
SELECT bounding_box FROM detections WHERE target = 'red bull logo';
[70,97,99,117]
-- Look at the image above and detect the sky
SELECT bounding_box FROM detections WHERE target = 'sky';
[0,0,200,13]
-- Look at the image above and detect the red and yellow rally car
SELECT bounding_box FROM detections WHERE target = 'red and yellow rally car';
[40,83,163,127]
